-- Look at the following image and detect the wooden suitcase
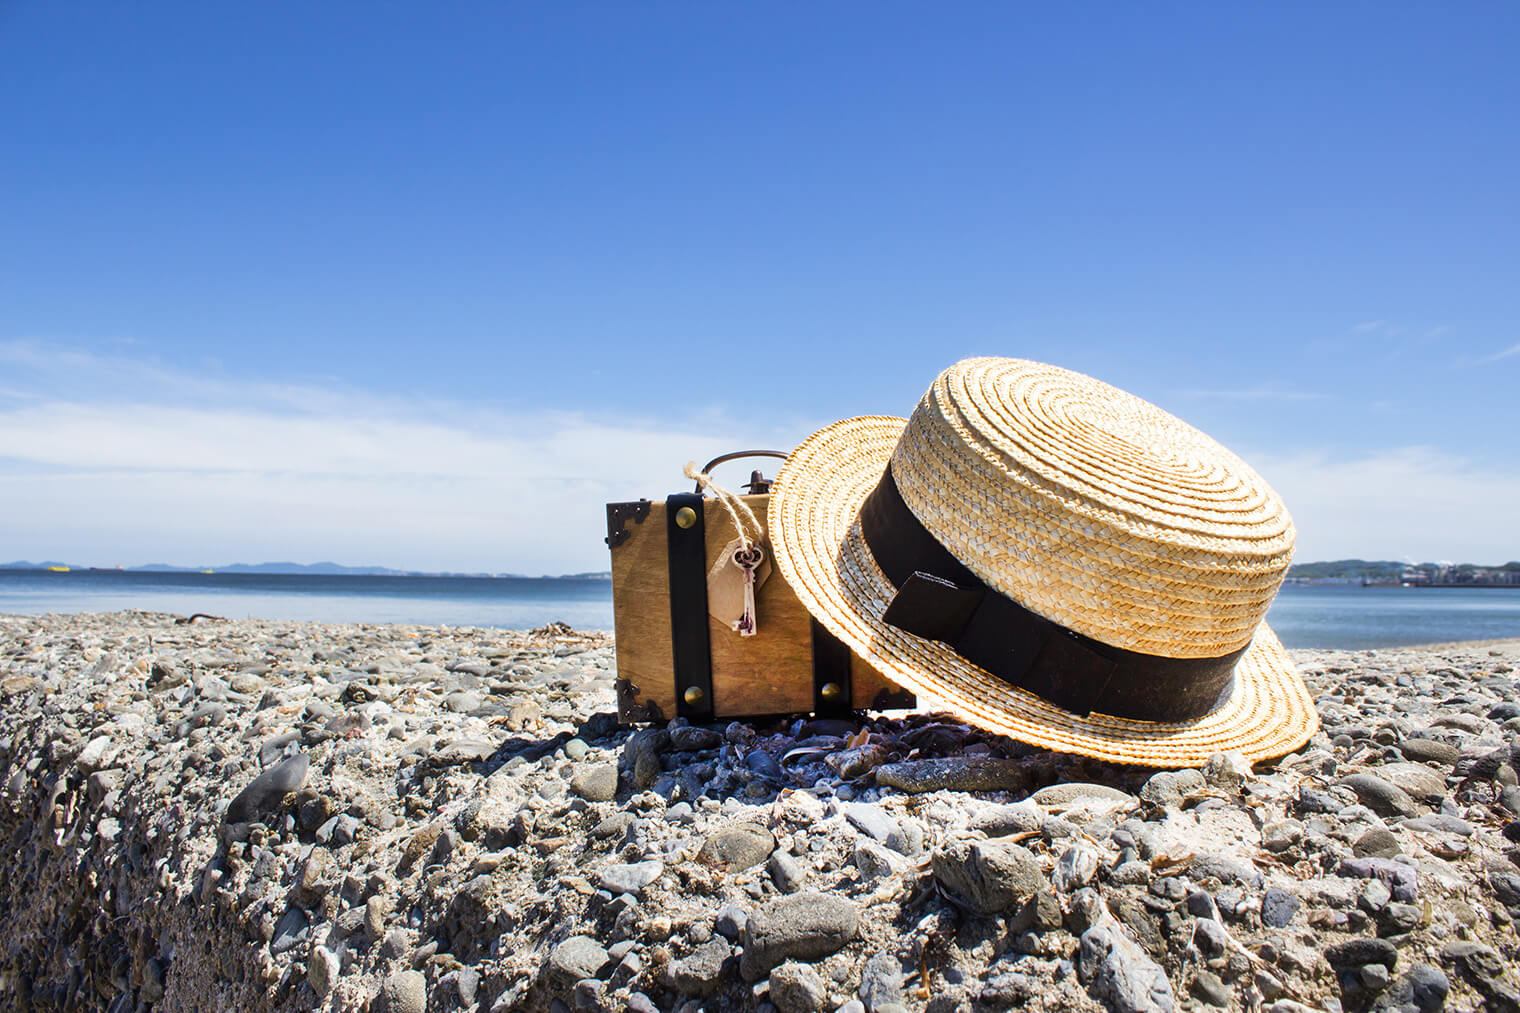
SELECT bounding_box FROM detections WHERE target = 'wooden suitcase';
[605,451,914,724]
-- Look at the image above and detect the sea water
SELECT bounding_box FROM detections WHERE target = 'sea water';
[0,569,613,631]
[1264,584,1520,649]
[2,570,1518,650]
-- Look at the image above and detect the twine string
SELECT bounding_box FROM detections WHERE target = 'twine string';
[683,461,765,553]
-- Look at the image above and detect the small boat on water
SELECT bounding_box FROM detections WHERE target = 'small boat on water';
[46,565,69,573]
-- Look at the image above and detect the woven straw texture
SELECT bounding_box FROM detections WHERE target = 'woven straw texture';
[770,359,1318,766]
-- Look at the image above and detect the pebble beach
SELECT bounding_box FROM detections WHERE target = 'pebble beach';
[2,612,1518,1013]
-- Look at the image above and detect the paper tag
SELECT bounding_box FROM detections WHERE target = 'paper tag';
[708,537,771,630]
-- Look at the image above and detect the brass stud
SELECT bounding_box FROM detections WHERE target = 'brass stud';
[675,506,697,529]
[819,682,843,702]
[683,686,705,706]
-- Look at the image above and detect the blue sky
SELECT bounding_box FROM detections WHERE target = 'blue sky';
[3,3,1517,573]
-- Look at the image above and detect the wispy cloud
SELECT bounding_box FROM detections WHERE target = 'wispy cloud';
[0,341,814,573]
[7,341,1517,572]
[1250,446,1520,564]
[1320,319,1458,363]
[1345,320,1424,341]
[1449,341,1520,368]
[1175,388,1327,402]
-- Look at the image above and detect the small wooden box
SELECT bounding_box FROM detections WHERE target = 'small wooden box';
[606,488,912,724]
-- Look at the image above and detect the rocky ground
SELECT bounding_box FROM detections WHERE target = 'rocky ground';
[1,613,1519,1013]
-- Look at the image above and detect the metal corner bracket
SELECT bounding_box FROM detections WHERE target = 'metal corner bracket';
[605,499,652,548]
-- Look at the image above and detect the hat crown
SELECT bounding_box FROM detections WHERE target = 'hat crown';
[888,358,1295,658]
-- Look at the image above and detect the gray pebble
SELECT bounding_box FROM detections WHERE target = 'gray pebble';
[1079,922,1175,1013]
[270,905,310,955]
[1192,918,1228,957]
[1052,845,1099,892]
[1337,773,1421,818]
[381,929,411,962]
[769,960,828,1013]
[1140,769,1205,811]
[663,937,731,996]
[592,811,635,839]
[768,851,806,893]
[968,800,1042,836]
[670,725,722,751]
[875,757,1030,794]
[365,895,389,939]
[1187,854,1263,889]
[1358,879,1392,912]
[600,860,663,896]
[1353,826,1402,859]
[1262,820,1303,852]
[1403,963,1450,1012]
[932,837,1042,914]
[225,753,308,824]
[1030,782,1137,807]
[259,731,301,766]
[715,903,749,940]
[549,935,611,985]
[307,943,339,998]
[1186,890,1218,920]
[1190,969,1231,1007]
[858,951,904,1011]
[1378,761,1448,803]
[1379,902,1423,934]
[1360,962,1392,990]
[698,824,775,871]
[1260,889,1299,928]
[373,970,426,1013]
[744,749,782,780]
[844,803,919,856]
[570,762,619,802]
[1399,738,1460,766]
[854,839,906,882]
[1325,937,1397,969]
[740,891,858,980]
[1339,856,1419,902]
[453,967,481,1006]
[1404,813,1473,836]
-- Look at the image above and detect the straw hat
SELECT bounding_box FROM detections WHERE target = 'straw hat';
[770,357,1317,766]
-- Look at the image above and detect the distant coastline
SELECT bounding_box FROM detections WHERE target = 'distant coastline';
[0,560,611,581]
[1284,558,1520,587]
[5,569,1519,647]
[7,555,1519,586]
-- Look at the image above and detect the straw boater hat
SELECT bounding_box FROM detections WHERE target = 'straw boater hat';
[770,357,1317,767]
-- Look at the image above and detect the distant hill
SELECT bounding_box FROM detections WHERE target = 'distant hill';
[1287,559,1520,584]
[222,561,411,576]
[9,555,1515,583]
[1288,559,1406,580]
[127,561,407,575]
[2,559,610,579]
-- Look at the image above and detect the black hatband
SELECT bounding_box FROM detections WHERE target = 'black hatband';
[859,467,1243,722]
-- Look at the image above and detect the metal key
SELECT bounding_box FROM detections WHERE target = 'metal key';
[732,545,763,636]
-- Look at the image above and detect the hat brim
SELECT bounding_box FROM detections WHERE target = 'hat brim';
[770,415,1320,767]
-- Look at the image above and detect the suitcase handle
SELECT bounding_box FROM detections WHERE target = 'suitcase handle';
[694,450,788,494]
